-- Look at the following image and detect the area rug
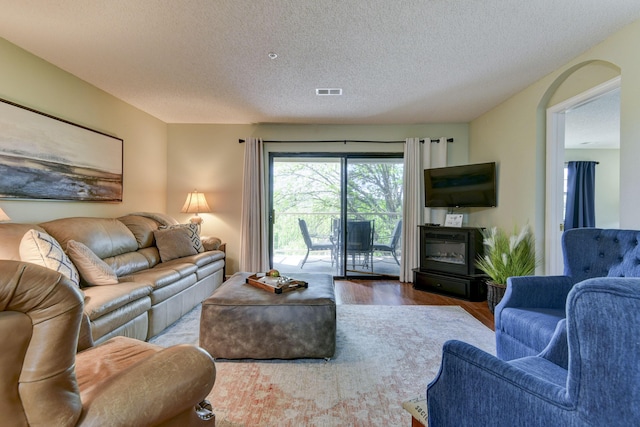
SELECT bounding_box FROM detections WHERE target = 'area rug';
[150,305,496,426]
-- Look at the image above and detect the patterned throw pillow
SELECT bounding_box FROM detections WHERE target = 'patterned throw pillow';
[157,223,204,253]
[19,229,80,286]
[67,240,119,286]
[154,226,201,262]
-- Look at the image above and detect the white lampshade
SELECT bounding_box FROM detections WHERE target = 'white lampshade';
[0,207,10,222]
[181,191,211,224]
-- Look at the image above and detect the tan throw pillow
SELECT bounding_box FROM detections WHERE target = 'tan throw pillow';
[158,223,204,253]
[67,240,119,286]
[19,229,80,287]
[154,226,200,262]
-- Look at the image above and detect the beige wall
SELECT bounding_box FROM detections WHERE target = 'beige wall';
[167,123,469,274]
[166,124,253,274]
[547,63,620,107]
[0,38,167,223]
[468,19,640,249]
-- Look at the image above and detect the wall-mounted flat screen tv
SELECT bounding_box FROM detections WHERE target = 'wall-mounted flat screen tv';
[424,162,497,208]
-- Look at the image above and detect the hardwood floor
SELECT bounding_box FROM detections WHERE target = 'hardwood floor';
[334,279,495,330]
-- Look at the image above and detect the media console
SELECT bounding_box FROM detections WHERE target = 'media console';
[413,225,487,301]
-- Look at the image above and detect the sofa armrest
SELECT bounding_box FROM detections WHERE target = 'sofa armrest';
[200,236,223,251]
[78,344,215,426]
[427,340,570,427]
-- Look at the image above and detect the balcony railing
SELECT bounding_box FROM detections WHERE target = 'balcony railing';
[272,211,401,276]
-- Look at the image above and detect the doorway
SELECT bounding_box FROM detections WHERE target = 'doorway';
[269,153,403,278]
[545,77,621,275]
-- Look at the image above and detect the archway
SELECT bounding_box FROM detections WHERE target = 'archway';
[536,60,621,274]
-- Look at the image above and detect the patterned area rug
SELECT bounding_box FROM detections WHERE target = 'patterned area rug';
[150,304,496,426]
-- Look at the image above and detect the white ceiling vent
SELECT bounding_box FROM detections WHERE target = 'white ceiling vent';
[316,88,342,96]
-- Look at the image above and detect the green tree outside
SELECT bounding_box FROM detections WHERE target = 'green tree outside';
[272,158,403,255]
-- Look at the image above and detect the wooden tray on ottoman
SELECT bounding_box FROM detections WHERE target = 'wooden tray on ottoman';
[246,274,308,294]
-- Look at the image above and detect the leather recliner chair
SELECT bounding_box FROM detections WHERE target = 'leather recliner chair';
[0,260,216,427]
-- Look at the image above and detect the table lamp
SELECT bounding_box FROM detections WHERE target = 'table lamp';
[181,190,211,225]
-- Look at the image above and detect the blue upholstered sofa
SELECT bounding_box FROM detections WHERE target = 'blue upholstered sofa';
[427,278,640,426]
[495,227,640,361]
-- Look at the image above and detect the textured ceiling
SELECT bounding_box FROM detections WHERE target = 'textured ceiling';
[0,0,638,125]
[565,88,620,149]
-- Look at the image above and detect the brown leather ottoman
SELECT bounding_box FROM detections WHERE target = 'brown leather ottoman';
[200,272,336,359]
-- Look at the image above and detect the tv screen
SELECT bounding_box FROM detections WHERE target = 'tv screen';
[424,162,497,208]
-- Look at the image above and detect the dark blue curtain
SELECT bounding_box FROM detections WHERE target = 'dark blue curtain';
[564,161,597,230]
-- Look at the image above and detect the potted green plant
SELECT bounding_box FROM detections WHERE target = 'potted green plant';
[476,225,537,313]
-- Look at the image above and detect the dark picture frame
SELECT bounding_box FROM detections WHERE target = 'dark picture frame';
[0,98,123,202]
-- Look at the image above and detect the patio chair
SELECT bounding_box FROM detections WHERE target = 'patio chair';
[346,220,374,271]
[373,220,402,265]
[298,218,334,268]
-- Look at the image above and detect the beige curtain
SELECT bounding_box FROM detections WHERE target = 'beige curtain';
[400,137,448,282]
[239,137,269,272]
[400,138,422,282]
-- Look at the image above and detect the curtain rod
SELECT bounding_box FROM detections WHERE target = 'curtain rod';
[238,138,454,144]
[564,161,600,164]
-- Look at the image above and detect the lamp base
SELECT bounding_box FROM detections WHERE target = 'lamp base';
[189,216,203,225]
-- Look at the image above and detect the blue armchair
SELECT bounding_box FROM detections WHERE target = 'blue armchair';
[495,228,640,361]
[427,277,640,426]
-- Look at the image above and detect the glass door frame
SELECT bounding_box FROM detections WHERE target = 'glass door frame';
[268,151,403,279]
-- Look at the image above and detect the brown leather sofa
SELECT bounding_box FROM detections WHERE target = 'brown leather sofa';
[0,213,225,346]
[1,260,216,427]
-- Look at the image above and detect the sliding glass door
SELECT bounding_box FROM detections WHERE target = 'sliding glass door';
[270,156,341,275]
[345,157,403,276]
[270,153,403,278]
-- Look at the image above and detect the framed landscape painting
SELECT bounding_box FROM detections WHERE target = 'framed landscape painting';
[0,98,123,202]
